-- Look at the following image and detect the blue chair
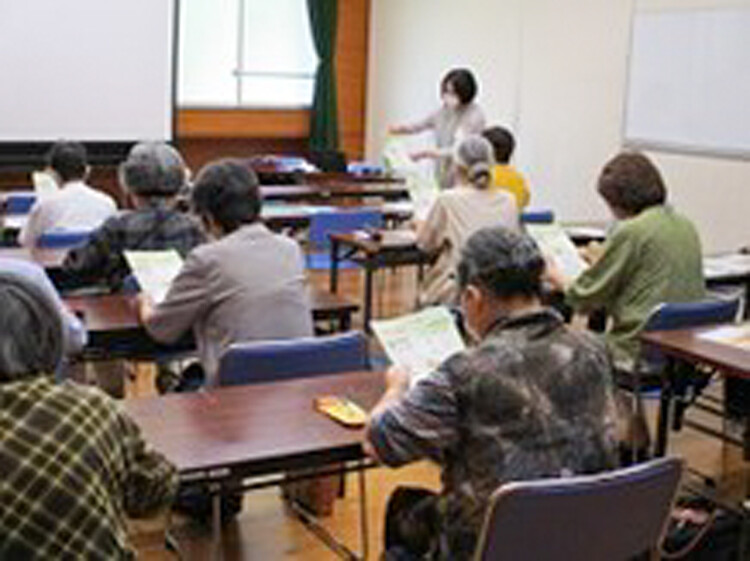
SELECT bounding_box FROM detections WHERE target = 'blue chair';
[6,193,36,214]
[520,209,555,224]
[37,229,92,249]
[306,209,383,270]
[474,457,683,561]
[217,331,368,387]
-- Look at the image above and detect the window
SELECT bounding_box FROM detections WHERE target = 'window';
[178,0,318,108]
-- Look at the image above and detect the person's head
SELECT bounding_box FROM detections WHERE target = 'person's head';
[118,142,187,202]
[440,68,478,109]
[456,226,545,339]
[0,272,63,383]
[597,151,667,219]
[454,135,494,190]
[191,158,261,236]
[46,141,88,184]
[482,126,516,164]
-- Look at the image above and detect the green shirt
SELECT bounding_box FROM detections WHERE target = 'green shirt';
[567,205,705,368]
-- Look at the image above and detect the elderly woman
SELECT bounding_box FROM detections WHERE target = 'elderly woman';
[548,151,705,371]
[367,227,618,560]
[0,271,177,559]
[390,68,486,190]
[63,142,206,289]
[415,134,519,305]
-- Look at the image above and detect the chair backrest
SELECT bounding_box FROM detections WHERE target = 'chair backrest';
[308,209,384,250]
[520,209,555,224]
[37,229,92,249]
[474,457,684,561]
[6,193,36,214]
[217,331,369,387]
[645,299,740,332]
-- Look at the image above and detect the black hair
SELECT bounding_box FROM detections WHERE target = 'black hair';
[482,126,516,164]
[457,226,544,299]
[441,68,478,105]
[46,141,88,182]
[597,152,667,216]
[191,159,261,233]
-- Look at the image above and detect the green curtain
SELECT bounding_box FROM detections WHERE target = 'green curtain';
[307,0,339,151]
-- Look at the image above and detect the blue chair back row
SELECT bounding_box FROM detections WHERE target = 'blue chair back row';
[307,209,384,249]
[645,299,740,332]
[6,193,36,214]
[217,331,369,387]
[36,230,92,249]
[520,209,555,224]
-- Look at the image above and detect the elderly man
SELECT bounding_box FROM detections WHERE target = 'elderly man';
[0,271,176,559]
[63,142,205,290]
[366,226,619,560]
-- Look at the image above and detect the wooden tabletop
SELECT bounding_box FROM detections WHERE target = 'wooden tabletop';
[124,370,384,477]
[641,326,750,379]
[260,183,409,202]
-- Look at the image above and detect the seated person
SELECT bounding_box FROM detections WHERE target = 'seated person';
[366,226,618,560]
[0,257,86,356]
[0,271,176,559]
[547,151,705,372]
[416,135,519,305]
[19,141,117,247]
[138,159,313,386]
[63,142,205,290]
[481,126,530,208]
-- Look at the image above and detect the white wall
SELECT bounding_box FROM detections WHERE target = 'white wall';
[366,0,750,252]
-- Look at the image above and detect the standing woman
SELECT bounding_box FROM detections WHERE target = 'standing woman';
[390,68,486,190]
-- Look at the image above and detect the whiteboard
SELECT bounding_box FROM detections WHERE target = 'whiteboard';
[624,7,750,157]
[0,0,176,144]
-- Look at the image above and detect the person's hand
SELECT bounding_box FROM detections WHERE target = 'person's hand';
[134,292,155,324]
[542,255,568,292]
[388,124,407,135]
[580,241,604,265]
[385,365,411,394]
[410,149,440,161]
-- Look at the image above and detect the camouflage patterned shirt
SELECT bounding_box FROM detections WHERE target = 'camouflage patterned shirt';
[368,308,619,559]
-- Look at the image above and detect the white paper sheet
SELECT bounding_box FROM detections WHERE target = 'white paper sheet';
[698,323,750,350]
[124,249,183,303]
[526,223,588,281]
[31,171,59,201]
[371,306,465,385]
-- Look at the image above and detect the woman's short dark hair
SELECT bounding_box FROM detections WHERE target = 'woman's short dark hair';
[47,141,88,182]
[597,152,667,216]
[441,68,478,105]
[191,159,261,233]
[457,226,545,299]
[482,126,515,164]
[0,273,63,382]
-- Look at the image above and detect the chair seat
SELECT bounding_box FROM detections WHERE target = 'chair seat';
[306,252,361,270]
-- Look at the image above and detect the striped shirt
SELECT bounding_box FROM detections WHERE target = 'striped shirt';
[0,377,177,559]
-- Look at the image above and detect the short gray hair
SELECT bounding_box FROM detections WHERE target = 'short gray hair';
[454,135,494,190]
[119,142,187,197]
[0,273,63,382]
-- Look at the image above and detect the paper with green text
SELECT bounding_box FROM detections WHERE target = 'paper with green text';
[526,223,588,281]
[372,306,465,384]
[124,249,183,303]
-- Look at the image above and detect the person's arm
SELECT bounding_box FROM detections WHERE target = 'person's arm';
[389,110,439,136]
[365,366,459,467]
[415,197,447,255]
[17,203,45,248]
[115,404,178,517]
[63,217,119,284]
[139,250,212,344]
[565,228,636,312]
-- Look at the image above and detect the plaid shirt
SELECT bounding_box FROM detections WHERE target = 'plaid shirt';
[63,200,206,289]
[368,309,619,560]
[0,377,177,560]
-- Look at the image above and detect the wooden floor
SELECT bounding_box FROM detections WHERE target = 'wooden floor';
[123,266,748,560]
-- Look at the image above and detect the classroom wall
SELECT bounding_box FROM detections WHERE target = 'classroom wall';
[366,0,750,252]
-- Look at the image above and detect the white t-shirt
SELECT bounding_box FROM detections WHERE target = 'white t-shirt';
[416,185,519,305]
[19,181,117,248]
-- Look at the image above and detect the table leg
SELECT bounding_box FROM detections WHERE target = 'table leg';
[357,461,369,560]
[655,359,675,457]
[364,260,374,334]
[330,237,340,294]
[211,484,224,561]
[340,309,352,332]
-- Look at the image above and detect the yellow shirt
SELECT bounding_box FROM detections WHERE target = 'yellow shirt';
[491,164,530,208]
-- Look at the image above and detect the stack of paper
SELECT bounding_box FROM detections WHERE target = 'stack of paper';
[371,306,465,385]
[382,136,438,220]
[124,250,183,303]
